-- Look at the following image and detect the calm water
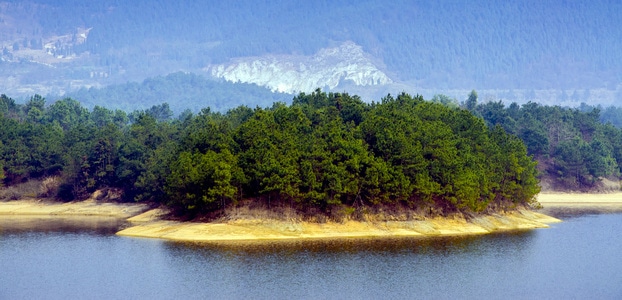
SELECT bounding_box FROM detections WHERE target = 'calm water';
[1,211,621,300]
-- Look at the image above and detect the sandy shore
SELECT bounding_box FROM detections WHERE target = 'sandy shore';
[537,192,622,215]
[9,192,622,242]
[0,199,150,218]
[116,193,622,242]
[116,209,560,242]
[537,192,622,204]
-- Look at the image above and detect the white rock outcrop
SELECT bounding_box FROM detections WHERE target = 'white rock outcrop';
[208,41,392,93]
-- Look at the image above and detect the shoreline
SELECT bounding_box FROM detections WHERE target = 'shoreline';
[0,198,560,242]
[537,192,622,214]
[3,192,622,242]
[0,199,150,219]
[537,192,622,203]
[116,209,560,242]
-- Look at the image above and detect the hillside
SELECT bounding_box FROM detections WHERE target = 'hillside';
[1,0,621,105]
[1,90,541,219]
[468,91,622,192]
[64,72,293,114]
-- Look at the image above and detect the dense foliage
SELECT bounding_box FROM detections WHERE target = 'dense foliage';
[1,91,541,217]
[579,103,622,129]
[465,91,622,190]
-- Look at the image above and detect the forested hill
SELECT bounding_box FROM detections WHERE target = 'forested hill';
[2,0,621,97]
[467,91,622,191]
[0,91,540,218]
[64,72,294,114]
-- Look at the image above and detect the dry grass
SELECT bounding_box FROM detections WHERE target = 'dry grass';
[223,203,300,222]
[0,179,43,200]
[0,178,129,203]
[216,200,434,224]
[539,175,621,193]
[596,178,621,192]
[39,176,61,198]
[91,188,124,202]
[352,204,429,222]
[0,177,63,201]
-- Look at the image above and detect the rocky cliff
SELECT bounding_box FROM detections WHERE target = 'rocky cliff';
[208,41,392,94]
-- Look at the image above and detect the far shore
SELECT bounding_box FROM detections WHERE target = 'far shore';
[537,192,622,203]
[3,192,622,242]
[0,199,150,219]
[537,192,622,215]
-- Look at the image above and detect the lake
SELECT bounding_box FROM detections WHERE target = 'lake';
[1,209,621,299]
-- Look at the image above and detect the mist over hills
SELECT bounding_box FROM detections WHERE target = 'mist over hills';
[1,0,621,109]
[66,72,293,114]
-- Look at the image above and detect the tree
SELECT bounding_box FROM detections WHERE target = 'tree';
[166,150,240,214]
[145,103,173,122]
[585,136,618,179]
[553,137,590,188]
[0,143,5,187]
[465,90,478,111]
[489,125,540,206]
[235,106,305,204]
[0,165,4,187]
[0,94,20,120]
[24,95,46,123]
[117,112,179,202]
[518,113,549,156]
[431,94,459,108]
[47,98,90,130]
[2,89,594,215]
[90,106,114,127]
[478,100,516,133]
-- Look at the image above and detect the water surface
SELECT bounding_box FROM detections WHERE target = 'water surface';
[1,210,621,299]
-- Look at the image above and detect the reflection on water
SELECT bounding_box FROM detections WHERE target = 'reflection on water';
[0,215,125,235]
[1,211,621,299]
[541,205,622,220]
[156,231,539,299]
[166,230,536,257]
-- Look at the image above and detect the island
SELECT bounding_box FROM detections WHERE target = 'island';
[3,90,622,242]
[0,196,562,242]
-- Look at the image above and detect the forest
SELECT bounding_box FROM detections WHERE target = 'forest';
[466,91,622,191]
[1,90,547,219]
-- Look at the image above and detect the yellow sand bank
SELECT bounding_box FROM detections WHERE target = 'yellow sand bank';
[0,199,149,218]
[117,209,560,242]
[0,198,564,242]
[537,192,622,204]
[537,192,622,215]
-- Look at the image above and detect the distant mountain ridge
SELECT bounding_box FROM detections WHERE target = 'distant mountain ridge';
[208,41,392,94]
[1,0,621,106]
[65,72,293,114]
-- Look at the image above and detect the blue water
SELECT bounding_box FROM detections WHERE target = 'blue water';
[1,211,621,299]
